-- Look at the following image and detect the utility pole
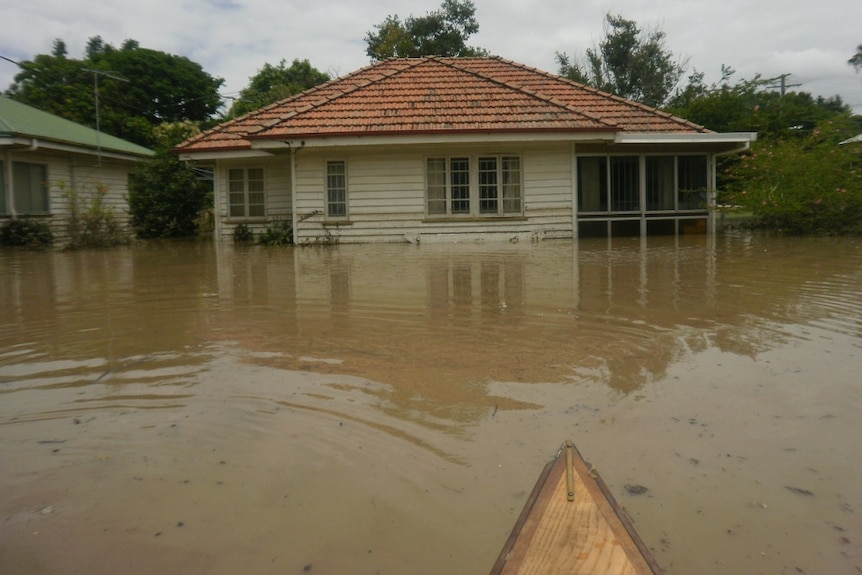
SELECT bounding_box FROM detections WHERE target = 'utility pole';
[766,73,802,127]
[83,68,128,164]
[767,73,802,97]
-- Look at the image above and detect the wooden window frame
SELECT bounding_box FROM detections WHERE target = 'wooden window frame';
[227,167,265,219]
[325,160,348,220]
[425,154,523,218]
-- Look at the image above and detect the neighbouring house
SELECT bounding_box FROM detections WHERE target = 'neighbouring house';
[0,96,154,243]
[175,57,756,243]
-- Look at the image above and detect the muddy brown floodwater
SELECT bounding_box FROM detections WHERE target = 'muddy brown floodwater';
[1,234,861,575]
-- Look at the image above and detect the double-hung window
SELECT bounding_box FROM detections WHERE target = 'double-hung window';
[228,168,264,218]
[0,162,6,215]
[326,160,348,218]
[426,155,522,217]
[11,162,49,214]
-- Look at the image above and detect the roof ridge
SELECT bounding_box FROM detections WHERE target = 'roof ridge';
[438,57,618,129]
[490,57,710,133]
[260,58,430,128]
[177,60,419,147]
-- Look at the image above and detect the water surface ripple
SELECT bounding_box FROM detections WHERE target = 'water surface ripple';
[1,235,860,574]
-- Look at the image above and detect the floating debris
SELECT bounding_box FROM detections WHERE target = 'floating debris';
[625,484,648,495]
[785,486,814,496]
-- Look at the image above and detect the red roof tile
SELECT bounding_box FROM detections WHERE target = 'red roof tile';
[176,57,709,153]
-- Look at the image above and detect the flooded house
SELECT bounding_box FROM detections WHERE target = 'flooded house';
[0,96,154,243]
[175,57,756,243]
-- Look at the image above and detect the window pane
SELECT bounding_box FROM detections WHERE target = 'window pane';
[450,158,470,214]
[326,161,347,217]
[502,156,522,214]
[678,156,708,210]
[13,162,48,214]
[426,158,447,215]
[577,157,607,212]
[611,156,639,211]
[0,162,5,214]
[478,157,498,214]
[646,156,675,210]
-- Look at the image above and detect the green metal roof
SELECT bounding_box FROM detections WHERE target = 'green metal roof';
[0,96,154,158]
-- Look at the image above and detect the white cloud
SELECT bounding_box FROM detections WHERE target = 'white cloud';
[1,0,860,112]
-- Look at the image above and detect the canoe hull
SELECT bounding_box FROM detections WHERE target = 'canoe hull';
[489,441,662,575]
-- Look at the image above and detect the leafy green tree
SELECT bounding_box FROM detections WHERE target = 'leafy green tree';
[128,151,211,238]
[666,67,851,138]
[6,36,224,147]
[227,59,330,118]
[722,116,862,234]
[365,0,488,60]
[850,44,862,73]
[556,14,686,108]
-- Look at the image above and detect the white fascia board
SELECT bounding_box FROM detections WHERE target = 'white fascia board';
[1,137,150,162]
[177,149,275,162]
[251,131,617,150]
[614,132,758,145]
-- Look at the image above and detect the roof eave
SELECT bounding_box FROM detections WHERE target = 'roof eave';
[614,132,757,145]
[249,128,619,150]
[1,136,153,161]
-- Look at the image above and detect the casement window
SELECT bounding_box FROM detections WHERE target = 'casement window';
[228,167,265,218]
[426,155,522,217]
[11,162,49,214]
[578,156,640,212]
[326,160,348,218]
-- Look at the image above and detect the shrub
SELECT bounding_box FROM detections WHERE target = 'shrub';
[63,182,128,249]
[233,223,254,244]
[257,220,293,246]
[0,219,54,247]
[722,118,862,235]
[128,150,211,238]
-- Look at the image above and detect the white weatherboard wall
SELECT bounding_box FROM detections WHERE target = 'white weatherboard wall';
[213,157,292,240]
[292,143,577,245]
[2,149,137,244]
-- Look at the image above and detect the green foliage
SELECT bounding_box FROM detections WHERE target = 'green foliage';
[6,36,224,147]
[257,220,293,246]
[0,219,54,247]
[666,67,852,137]
[850,44,862,73]
[62,182,128,249]
[128,150,211,238]
[365,0,488,60]
[233,224,254,244]
[556,13,685,108]
[227,59,330,118]
[722,118,862,235]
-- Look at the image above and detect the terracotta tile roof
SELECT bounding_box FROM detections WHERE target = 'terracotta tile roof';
[176,57,708,153]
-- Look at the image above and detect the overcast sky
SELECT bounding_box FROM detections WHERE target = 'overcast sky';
[2,0,860,115]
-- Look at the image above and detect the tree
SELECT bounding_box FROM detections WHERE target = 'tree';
[6,37,224,147]
[850,44,862,73]
[227,59,330,118]
[721,116,862,234]
[556,14,686,108]
[128,150,211,239]
[666,67,851,138]
[365,0,488,60]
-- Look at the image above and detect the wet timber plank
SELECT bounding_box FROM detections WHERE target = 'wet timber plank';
[489,441,662,575]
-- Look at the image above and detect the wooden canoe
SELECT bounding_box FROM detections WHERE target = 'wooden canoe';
[489,441,663,575]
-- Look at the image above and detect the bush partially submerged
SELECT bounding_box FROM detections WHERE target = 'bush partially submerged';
[721,118,862,235]
[0,219,54,247]
[129,151,211,238]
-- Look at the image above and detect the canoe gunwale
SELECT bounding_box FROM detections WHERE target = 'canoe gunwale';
[489,441,664,575]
